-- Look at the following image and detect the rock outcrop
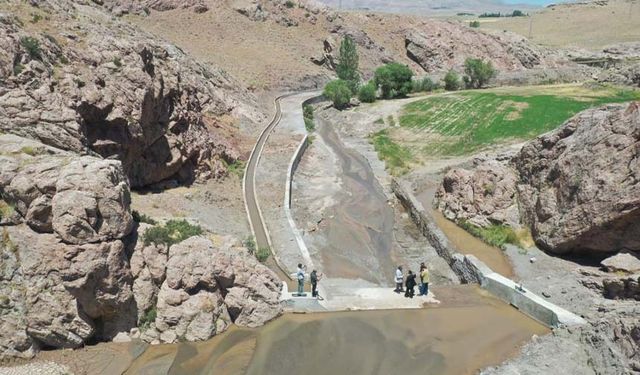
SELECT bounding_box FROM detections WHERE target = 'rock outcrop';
[0,135,136,358]
[90,0,209,15]
[405,22,551,73]
[435,102,640,255]
[0,1,262,188]
[435,156,520,228]
[136,236,282,344]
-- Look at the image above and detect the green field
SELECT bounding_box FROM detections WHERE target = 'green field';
[371,84,640,174]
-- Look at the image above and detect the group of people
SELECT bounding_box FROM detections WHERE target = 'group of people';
[394,262,430,298]
[295,263,322,298]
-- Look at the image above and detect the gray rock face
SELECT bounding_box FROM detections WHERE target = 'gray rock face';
[0,1,262,188]
[515,103,640,254]
[405,22,552,73]
[148,236,283,343]
[601,252,640,274]
[0,134,133,243]
[0,225,135,358]
[435,102,640,255]
[90,0,208,15]
[435,157,520,228]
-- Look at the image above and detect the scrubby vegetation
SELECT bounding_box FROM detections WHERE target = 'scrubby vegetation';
[256,246,271,263]
[20,36,42,60]
[132,210,157,225]
[225,159,246,178]
[444,70,461,91]
[374,63,414,99]
[324,79,352,109]
[412,76,438,93]
[469,20,480,28]
[463,58,497,89]
[479,11,527,18]
[243,236,257,255]
[458,220,518,249]
[0,200,15,220]
[139,307,157,331]
[303,104,315,132]
[370,129,412,176]
[142,219,203,247]
[358,81,377,103]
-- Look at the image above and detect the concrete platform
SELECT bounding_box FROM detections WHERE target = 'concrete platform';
[281,277,440,312]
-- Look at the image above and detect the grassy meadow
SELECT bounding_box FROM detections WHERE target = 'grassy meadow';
[371,84,640,175]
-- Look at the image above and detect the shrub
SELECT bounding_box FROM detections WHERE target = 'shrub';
[139,307,157,330]
[374,62,414,99]
[243,236,257,255]
[13,63,24,76]
[256,247,271,263]
[336,36,360,93]
[412,76,437,93]
[469,20,480,28]
[30,13,42,23]
[357,81,377,103]
[285,0,295,8]
[142,219,203,247]
[113,57,123,68]
[511,10,526,17]
[303,104,315,132]
[225,159,245,177]
[20,36,42,60]
[323,79,352,109]
[444,70,461,91]
[458,220,519,250]
[132,210,157,225]
[462,58,497,89]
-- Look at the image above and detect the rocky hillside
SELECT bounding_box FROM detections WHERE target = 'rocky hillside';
[0,134,282,359]
[435,101,640,256]
[0,0,263,188]
[123,0,579,90]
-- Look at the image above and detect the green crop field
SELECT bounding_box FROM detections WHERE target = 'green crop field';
[371,84,640,175]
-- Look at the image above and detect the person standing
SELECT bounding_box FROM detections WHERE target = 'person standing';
[310,269,322,298]
[296,263,306,296]
[405,270,417,298]
[394,266,404,293]
[419,264,430,297]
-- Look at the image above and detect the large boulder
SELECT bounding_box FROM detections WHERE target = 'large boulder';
[435,102,640,255]
[0,225,135,358]
[435,156,520,228]
[515,102,640,254]
[405,22,551,73]
[0,3,261,188]
[0,134,133,243]
[148,236,282,343]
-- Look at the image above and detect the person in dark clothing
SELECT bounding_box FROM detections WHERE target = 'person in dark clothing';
[310,270,321,298]
[404,270,417,298]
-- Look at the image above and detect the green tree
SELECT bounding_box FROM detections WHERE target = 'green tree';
[336,36,360,93]
[323,79,352,109]
[469,20,480,28]
[412,76,437,93]
[374,63,414,99]
[444,70,461,91]
[358,81,377,103]
[462,58,497,89]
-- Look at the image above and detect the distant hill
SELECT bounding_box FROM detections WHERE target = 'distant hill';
[313,0,541,15]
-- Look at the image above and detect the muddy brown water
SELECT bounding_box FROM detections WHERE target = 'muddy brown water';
[417,189,515,278]
[28,286,547,375]
[316,118,396,285]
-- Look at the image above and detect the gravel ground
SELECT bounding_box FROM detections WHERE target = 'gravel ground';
[0,362,71,375]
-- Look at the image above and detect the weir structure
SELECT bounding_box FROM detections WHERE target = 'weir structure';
[246,92,586,327]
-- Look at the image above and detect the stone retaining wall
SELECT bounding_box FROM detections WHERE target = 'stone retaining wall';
[392,178,586,328]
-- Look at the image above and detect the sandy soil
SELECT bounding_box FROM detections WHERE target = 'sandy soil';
[130,175,250,240]
[480,0,640,49]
